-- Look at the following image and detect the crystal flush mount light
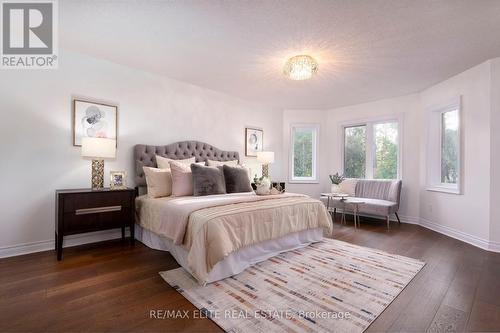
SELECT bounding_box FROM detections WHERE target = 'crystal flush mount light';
[283,55,318,80]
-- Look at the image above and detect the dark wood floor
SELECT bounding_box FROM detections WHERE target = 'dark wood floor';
[2,218,500,332]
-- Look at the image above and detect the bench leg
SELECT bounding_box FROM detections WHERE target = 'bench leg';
[395,212,401,224]
[386,215,390,230]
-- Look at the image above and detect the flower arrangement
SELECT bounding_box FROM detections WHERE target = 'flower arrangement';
[329,172,345,185]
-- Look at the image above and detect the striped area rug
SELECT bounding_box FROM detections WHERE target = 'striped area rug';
[160,238,425,333]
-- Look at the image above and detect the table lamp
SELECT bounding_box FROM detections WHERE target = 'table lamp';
[81,137,116,189]
[257,151,274,178]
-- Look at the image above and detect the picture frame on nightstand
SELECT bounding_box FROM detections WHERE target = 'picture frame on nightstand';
[110,171,127,190]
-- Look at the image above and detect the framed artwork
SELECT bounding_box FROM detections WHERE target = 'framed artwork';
[73,99,118,146]
[110,171,127,190]
[245,127,263,157]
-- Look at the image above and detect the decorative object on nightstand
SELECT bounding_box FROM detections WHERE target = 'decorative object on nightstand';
[254,176,271,195]
[55,188,136,261]
[81,137,116,189]
[257,151,274,178]
[110,171,127,190]
[251,180,285,192]
[329,172,345,193]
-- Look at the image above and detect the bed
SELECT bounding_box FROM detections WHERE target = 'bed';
[134,141,332,285]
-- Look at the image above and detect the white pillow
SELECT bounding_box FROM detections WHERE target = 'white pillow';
[340,179,358,196]
[156,155,195,169]
[143,167,172,198]
[169,161,194,197]
[206,159,238,167]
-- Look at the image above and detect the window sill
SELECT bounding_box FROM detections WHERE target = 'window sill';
[289,179,320,184]
[426,185,462,195]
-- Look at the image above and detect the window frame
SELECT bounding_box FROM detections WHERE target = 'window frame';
[426,97,463,194]
[289,123,320,184]
[340,115,403,180]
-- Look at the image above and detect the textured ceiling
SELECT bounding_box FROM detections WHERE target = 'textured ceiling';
[60,0,500,109]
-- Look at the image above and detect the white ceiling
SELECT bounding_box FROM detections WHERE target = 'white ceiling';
[60,0,500,110]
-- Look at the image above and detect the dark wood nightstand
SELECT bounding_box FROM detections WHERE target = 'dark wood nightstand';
[55,188,136,260]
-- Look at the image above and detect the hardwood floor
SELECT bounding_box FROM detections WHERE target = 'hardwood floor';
[1,219,500,332]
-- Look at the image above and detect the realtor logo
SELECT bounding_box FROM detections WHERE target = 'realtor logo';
[1,0,58,68]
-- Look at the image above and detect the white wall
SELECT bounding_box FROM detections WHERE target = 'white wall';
[0,50,283,254]
[490,58,500,245]
[326,94,422,221]
[419,61,492,242]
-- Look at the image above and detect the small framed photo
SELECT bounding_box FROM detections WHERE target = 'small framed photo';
[110,171,127,190]
[245,127,263,157]
[73,99,118,146]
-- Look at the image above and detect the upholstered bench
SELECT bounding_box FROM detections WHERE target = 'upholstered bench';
[325,179,402,229]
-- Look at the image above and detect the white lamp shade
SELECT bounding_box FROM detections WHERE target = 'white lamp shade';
[81,137,116,159]
[257,151,275,164]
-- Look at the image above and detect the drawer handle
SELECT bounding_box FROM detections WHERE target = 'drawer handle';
[75,205,122,215]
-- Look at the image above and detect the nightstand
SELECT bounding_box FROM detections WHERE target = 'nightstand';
[55,188,136,260]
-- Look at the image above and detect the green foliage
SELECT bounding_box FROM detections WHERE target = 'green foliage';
[293,131,313,177]
[344,126,366,178]
[344,123,398,180]
[373,123,398,179]
[441,128,459,183]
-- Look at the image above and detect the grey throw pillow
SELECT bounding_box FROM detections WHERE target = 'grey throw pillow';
[191,164,226,196]
[223,165,253,193]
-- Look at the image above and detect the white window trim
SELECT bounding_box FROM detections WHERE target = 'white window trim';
[339,114,404,180]
[426,97,463,195]
[289,123,320,184]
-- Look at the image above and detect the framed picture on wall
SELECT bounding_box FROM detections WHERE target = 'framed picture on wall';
[245,127,263,157]
[73,99,118,146]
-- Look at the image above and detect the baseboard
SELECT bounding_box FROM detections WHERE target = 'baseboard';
[0,228,129,259]
[2,217,499,258]
[419,218,500,253]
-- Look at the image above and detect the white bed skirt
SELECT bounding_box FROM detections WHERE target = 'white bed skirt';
[135,224,324,284]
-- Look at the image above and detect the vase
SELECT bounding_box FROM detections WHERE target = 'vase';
[331,183,341,194]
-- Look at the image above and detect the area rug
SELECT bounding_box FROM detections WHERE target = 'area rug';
[160,238,425,333]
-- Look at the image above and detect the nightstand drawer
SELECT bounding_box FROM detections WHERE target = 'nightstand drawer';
[63,191,132,213]
[63,209,132,234]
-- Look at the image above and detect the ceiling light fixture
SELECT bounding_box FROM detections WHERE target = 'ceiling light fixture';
[283,55,318,80]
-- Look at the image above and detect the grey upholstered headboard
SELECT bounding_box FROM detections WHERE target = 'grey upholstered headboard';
[134,141,240,186]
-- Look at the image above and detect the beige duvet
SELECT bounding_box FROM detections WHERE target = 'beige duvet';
[136,192,332,284]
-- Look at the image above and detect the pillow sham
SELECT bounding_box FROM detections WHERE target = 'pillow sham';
[143,167,172,198]
[191,164,226,196]
[222,165,253,193]
[156,155,195,169]
[169,161,195,197]
[340,178,357,196]
[206,159,238,167]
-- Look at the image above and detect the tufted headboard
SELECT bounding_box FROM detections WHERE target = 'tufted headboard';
[134,141,240,186]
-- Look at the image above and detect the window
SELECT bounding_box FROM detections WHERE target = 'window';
[344,125,366,178]
[342,118,401,179]
[290,124,319,183]
[427,98,462,194]
[441,110,459,184]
